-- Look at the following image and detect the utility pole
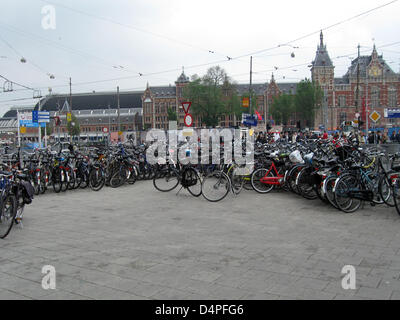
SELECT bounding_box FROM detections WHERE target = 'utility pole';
[69,77,72,143]
[117,86,121,136]
[355,44,360,114]
[249,56,253,116]
[38,98,41,148]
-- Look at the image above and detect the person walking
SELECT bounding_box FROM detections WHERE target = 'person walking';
[391,130,396,143]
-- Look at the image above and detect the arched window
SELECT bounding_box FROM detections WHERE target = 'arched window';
[388,87,397,108]
[371,86,380,109]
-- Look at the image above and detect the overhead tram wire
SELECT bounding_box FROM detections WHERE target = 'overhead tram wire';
[3,1,399,95]
[232,0,399,60]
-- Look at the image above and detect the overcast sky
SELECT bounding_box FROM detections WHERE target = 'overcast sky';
[0,0,399,116]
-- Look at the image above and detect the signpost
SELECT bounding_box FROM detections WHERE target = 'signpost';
[369,110,381,123]
[182,102,192,128]
[242,97,249,108]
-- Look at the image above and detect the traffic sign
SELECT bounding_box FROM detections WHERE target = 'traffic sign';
[67,113,72,122]
[38,111,50,123]
[242,97,249,108]
[118,131,123,136]
[369,110,381,123]
[182,102,191,114]
[355,112,360,118]
[18,112,33,125]
[103,127,109,133]
[32,110,38,123]
[20,127,26,134]
[384,108,400,118]
[184,113,193,127]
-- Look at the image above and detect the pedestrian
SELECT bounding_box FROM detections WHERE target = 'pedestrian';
[396,130,400,143]
[322,131,328,140]
[381,133,388,144]
[391,130,396,143]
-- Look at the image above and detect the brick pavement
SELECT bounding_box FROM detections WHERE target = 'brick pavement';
[1,181,400,300]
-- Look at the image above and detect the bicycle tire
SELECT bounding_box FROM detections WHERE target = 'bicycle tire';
[201,171,230,202]
[0,193,17,239]
[153,169,179,192]
[251,168,275,194]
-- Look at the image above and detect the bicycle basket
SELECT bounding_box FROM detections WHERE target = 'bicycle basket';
[289,150,303,164]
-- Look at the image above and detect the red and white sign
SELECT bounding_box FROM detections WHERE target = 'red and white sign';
[103,127,109,133]
[182,102,191,114]
[184,113,193,127]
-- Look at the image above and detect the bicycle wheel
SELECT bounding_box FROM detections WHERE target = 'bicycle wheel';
[0,193,17,239]
[52,169,62,193]
[185,168,202,197]
[251,168,275,194]
[296,168,318,200]
[201,171,230,202]
[393,176,400,216]
[89,167,105,191]
[153,168,179,192]
[334,174,362,213]
[110,166,128,188]
[378,173,394,207]
[323,175,339,209]
[230,167,248,194]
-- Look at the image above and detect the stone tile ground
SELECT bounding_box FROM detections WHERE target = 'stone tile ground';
[1,181,400,300]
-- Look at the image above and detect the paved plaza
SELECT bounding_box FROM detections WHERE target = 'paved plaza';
[1,181,400,300]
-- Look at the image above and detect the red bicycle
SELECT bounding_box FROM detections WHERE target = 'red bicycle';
[251,157,287,194]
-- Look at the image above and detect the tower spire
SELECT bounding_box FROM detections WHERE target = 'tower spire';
[320,30,324,48]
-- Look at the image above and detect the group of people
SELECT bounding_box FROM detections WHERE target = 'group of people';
[255,129,399,145]
[255,130,330,144]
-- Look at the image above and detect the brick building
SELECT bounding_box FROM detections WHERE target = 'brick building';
[312,31,400,131]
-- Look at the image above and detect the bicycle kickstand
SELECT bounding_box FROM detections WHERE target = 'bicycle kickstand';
[176,185,184,196]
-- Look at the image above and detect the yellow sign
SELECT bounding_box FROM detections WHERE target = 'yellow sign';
[183,129,193,137]
[67,113,72,122]
[242,97,249,108]
[118,131,123,136]
[20,127,26,134]
[369,111,381,123]
[249,129,254,136]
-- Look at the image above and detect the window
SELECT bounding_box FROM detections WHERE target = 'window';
[371,86,380,109]
[338,95,346,107]
[340,112,347,123]
[389,87,397,108]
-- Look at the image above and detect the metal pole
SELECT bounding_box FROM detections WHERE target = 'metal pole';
[117,86,121,134]
[69,77,72,143]
[38,99,41,148]
[249,56,253,117]
[355,44,360,113]
[17,110,21,147]
[366,77,369,138]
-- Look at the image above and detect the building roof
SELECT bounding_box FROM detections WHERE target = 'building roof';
[33,91,143,112]
[312,31,333,68]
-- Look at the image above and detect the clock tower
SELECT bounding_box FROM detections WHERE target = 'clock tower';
[311,31,335,90]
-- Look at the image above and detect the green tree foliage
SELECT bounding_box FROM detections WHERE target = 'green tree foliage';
[294,79,323,128]
[183,66,240,127]
[41,124,53,137]
[270,93,294,126]
[167,107,177,121]
[66,113,80,137]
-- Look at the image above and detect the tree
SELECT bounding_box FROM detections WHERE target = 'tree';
[41,124,53,137]
[66,113,80,137]
[270,93,294,126]
[183,66,239,127]
[167,107,177,121]
[294,79,323,128]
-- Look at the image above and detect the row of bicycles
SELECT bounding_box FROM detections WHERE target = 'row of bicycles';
[152,134,400,216]
[0,140,164,239]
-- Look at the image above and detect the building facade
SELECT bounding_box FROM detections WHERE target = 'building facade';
[312,32,400,131]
